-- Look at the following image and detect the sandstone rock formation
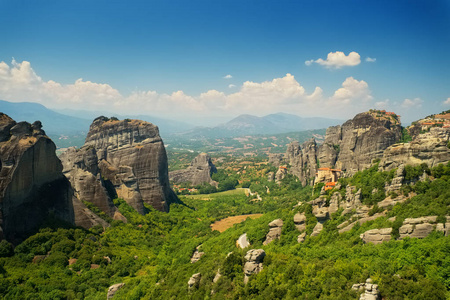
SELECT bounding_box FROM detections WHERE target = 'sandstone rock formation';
[62,117,178,214]
[188,273,201,290]
[190,245,204,263]
[236,233,250,249]
[0,114,75,242]
[360,228,392,244]
[60,147,126,223]
[169,153,217,186]
[286,111,402,185]
[379,127,450,171]
[243,249,265,284]
[263,219,283,245]
[399,216,437,239]
[353,278,380,300]
[293,213,306,232]
[107,283,125,299]
[268,153,283,167]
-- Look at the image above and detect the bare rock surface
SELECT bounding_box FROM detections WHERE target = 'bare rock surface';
[169,153,217,186]
[0,113,75,242]
[311,221,323,237]
[379,127,450,171]
[190,245,204,263]
[107,283,125,299]
[399,216,437,239]
[293,213,306,232]
[360,228,392,244]
[188,273,201,290]
[236,233,250,249]
[263,219,283,245]
[63,117,178,214]
[243,249,265,284]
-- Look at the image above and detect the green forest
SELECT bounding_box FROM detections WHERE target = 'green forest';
[1,159,450,299]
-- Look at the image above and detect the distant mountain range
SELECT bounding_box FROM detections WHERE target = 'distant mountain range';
[0,100,193,147]
[172,112,343,139]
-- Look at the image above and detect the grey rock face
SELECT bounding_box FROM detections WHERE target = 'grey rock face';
[359,278,380,300]
[360,228,392,244]
[399,216,437,239]
[237,233,250,249]
[243,249,265,284]
[268,153,283,167]
[286,112,401,184]
[0,114,75,242]
[60,147,125,224]
[107,283,125,299]
[263,219,283,245]
[80,117,177,213]
[188,273,201,290]
[169,153,217,186]
[293,213,306,232]
[190,245,204,263]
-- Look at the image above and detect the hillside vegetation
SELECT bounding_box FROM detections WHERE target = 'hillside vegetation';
[0,158,449,299]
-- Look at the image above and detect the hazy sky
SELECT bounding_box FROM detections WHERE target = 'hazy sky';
[0,0,449,125]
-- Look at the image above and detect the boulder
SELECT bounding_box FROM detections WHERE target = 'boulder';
[360,228,392,244]
[107,283,125,299]
[188,273,201,290]
[297,232,307,243]
[243,249,265,284]
[399,216,437,239]
[263,219,283,245]
[293,213,306,232]
[236,233,250,249]
[190,245,204,263]
[360,278,380,300]
[311,222,323,237]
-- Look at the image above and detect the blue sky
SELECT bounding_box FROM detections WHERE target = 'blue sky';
[0,0,449,125]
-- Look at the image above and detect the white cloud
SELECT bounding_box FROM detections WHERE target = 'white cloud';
[401,98,423,108]
[365,57,376,63]
[443,98,450,105]
[375,99,390,109]
[228,84,236,88]
[0,59,383,123]
[223,74,232,79]
[330,77,372,104]
[305,51,361,69]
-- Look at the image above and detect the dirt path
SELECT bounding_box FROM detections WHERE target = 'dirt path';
[210,214,263,232]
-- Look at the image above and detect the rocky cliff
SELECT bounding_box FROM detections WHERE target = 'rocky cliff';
[379,127,450,171]
[169,153,217,186]
[62,117,177,214]
[0,114,74,241]
[286,111,402,184]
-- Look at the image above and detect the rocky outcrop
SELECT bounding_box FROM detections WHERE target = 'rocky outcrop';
[263,219,283,245]
[188,273,201,290]
[286,112,402,184]
[243,249,265,284]
[310,222,323,237]
[399,216,437,239]
[293,213,306,232]
[169,153,217,186]
[360,228,392,244]
[268,153,283,167]
[379,127,450,171]
[60,147,126,223]
[285,139,318,186]
[62,117,178,214]
[0,114,75,242]
[275,167,287,183]
[107,283,125,299]
[190,245,204,263]
[236,233,250,249]
[353,278,380,300]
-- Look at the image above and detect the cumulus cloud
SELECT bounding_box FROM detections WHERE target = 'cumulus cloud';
[0,59,382,122]
[365,57,376,62]
[443,98,450,105]
[223,74,232,79]
[330,77,372,104]
[375,99,390,109]
[401,98,423,108]
[305,51,361,69]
